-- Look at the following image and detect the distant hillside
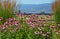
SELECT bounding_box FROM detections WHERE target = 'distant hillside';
[16,3,53,14]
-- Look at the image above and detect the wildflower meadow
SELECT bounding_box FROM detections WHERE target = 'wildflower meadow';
[0,0,60,39]
[0,13,60,39]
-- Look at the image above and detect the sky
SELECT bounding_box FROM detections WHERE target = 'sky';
[16,0,55,4]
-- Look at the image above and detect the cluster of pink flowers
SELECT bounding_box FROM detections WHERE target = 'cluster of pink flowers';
[18,14,55,36]
[15,13,24,18]
[34,31,51,37]
[0,13,60,37]
[0,18,20,32]
[0,17,3,21]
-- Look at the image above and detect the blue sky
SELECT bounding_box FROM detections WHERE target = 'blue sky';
[16,0,55,4]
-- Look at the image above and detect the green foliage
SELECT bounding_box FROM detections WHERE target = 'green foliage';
[54,8,60,39]
[54,8,60,24]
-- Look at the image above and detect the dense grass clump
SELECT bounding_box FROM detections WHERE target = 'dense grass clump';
[0,8,15,23]
[54,8,60,24]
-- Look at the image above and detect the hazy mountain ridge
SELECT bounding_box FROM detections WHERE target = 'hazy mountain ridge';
[16,3,52,14]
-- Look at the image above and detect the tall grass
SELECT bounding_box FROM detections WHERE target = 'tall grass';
[54,8,60,24]
[0,7,15,23]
